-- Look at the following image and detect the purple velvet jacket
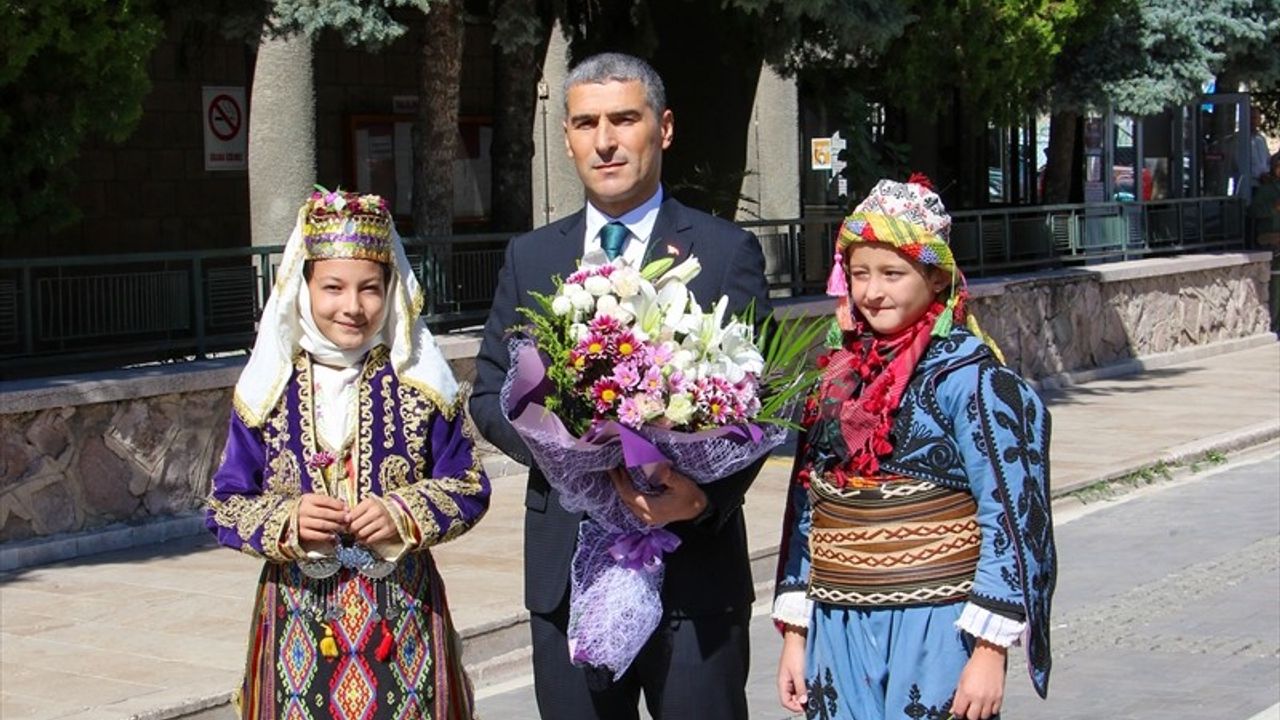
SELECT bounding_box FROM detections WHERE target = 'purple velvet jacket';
[206,347,489,561]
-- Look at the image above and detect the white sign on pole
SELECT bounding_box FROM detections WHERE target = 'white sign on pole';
[202,86,247,171]
[811,137,833,170]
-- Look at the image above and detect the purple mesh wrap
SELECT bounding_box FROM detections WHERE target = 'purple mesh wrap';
[501,338,787,679]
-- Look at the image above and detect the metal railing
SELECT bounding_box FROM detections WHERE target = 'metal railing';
[0,197,1249,379]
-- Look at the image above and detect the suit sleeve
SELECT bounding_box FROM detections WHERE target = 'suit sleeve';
[469,238,534,465]
[205,412,297,563]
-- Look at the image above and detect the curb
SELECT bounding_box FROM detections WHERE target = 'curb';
[1050,420,1280,496]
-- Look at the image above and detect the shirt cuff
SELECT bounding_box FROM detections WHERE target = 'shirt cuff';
[772,590,814,630]
[955,601,1027,648]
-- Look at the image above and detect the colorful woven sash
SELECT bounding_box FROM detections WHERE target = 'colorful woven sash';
[808,474,979,608]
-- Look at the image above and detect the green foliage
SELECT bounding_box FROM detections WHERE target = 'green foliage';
[887,0,1085,123]
[0,1,162,236]
[728,0,912,69]
[752,309,828,429]
[1051,0,1280,115]
[269,0,433,47]
[515,282,594,432]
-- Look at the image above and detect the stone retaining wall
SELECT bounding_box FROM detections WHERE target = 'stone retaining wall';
[969,253,1273,380]
[0,252,1273,551]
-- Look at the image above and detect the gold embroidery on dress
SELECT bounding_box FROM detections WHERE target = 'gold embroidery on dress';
[392,489,441,544]
[399,376,456,420]
[381,374,396,451]
[295,353,328,495]
[355,347,387,502]
[210,494,278,545]
[379,455,411,491]
[268,451,302,496]
[398,382,431,484]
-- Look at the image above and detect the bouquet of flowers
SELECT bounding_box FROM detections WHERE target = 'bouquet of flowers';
[500,254,822,682]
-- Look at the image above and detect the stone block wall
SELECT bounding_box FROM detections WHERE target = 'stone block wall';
[1,388,231,543]
[968,254,1273,381]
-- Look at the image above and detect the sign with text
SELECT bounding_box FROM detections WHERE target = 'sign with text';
[203,86,247,171]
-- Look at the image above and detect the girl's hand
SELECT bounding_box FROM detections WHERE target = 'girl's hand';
[950,639,1007,719]
[297,493,348,551]
[777,628,808,714]
[349,497,397,545]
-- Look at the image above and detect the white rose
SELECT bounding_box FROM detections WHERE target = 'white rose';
[670,349,695,370]
[610,268,642,298]
[584,275,612,297]
[664,394,695,426]
[551,295,573,316]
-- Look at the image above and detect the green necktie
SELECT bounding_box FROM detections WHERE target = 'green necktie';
[600,221,628,261]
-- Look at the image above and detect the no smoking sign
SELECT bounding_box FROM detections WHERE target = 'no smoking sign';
[202,86,247,171]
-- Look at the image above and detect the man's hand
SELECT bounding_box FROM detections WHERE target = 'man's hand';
[349,497,398,546]
[297,493,348,552]
[950,639,1007,719]
[777,628,808,713]
[608,464,708,526]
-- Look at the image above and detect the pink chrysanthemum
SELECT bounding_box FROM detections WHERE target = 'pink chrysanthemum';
[592,379,623,412]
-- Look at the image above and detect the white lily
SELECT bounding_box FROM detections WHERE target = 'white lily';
[719,320,764,376]
[656,257,701,288]
[619,280,662,341]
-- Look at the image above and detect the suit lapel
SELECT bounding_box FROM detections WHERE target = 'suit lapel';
[643,196,695,266]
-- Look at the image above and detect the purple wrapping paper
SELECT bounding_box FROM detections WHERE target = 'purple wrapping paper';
[501,339,787,680]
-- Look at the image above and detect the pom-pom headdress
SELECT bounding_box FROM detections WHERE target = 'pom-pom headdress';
[826,174,1001,360]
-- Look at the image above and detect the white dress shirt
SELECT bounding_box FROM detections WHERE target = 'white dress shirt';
[582,187,664,266]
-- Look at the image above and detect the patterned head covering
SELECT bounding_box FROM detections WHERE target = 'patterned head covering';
[826,175,1001,360]
[836,175,955,273]
[301,189,394,264]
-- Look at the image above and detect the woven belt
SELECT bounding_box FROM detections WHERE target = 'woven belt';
[808,475,979,608]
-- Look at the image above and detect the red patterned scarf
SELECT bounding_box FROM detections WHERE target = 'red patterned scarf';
[815,302,943,481]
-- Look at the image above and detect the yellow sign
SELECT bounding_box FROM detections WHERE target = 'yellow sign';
[811,138,832,170]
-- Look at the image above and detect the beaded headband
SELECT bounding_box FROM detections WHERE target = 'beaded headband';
[301,188,393,264]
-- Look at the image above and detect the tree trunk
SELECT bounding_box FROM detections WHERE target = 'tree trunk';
[490,0,553,232]
[413,0,464,237]
[1042,110,1078,204]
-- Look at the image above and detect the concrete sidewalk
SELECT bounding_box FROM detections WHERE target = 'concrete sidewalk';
[2,341,1277,720]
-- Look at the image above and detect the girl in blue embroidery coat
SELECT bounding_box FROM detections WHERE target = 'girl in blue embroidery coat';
[773,176,1056,720]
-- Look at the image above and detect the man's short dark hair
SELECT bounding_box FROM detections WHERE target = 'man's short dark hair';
[563,52,666,117]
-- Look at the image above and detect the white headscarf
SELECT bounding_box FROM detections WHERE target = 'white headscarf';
[233,210,459,427]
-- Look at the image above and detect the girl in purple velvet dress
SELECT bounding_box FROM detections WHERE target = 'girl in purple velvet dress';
[206,190,490,719]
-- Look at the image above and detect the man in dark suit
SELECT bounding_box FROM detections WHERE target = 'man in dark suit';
[469,52,772,720]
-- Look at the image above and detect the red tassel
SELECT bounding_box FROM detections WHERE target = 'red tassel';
[907,172,935,191]
[375,619,395,662]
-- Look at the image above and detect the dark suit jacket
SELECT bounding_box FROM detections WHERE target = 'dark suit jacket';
[469,195,773,616]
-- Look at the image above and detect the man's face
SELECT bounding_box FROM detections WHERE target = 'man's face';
[564,80,673,217]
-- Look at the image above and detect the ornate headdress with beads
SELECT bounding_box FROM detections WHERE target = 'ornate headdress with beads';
[826,174,1002,360]
[302,188,394,264]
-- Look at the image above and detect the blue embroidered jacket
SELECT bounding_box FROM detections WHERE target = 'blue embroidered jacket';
[776,328,1057,698]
